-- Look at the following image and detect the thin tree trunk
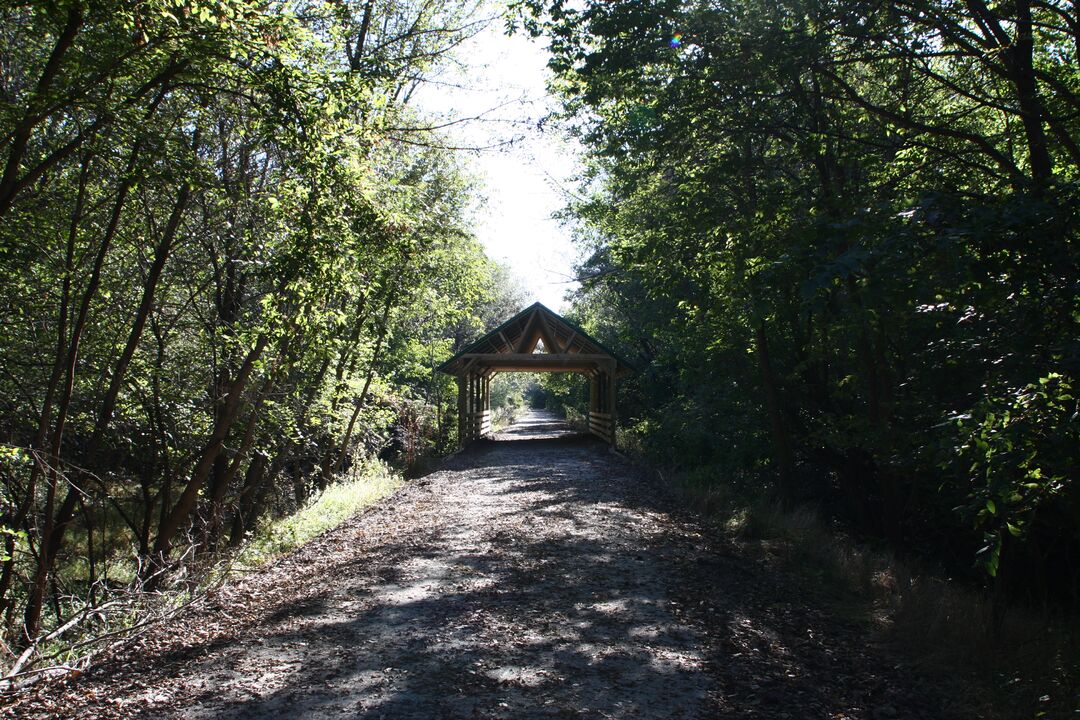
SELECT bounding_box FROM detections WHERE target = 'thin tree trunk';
[0,57,187,218]
[203,374,275,552]
[40,180,195,574]
[227,451,269,548]
[347,0,376,69]
[0,150,90,616]
[333,291,370,381]
[1010,0,1054,185]
[320,293,394,485]
[151,334,269,561]
[93,183,192,445]
[23,134,148,640]
[78,494,96,605]
[0,4,83,217]
[755,320,796,503]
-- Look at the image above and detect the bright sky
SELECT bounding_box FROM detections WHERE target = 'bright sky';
[412,14,580,311]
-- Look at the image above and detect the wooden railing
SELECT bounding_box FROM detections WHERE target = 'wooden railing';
[463,409,492,441]
[588,411,614,443]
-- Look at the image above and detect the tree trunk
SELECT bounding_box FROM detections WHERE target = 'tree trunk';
[320,293,394,486]
[203,374,275,552]
[1010,0,1054,185]
[93,183,191,445]
[23,137,147,640]
[151,334,269,561]
[0,4,83,217]
[0,150,90,617]
[227,451,269,548]
[755,320,796,503]
[25,161,190,637]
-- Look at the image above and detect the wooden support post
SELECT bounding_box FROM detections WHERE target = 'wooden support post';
[581,363,619,444]
[472,372,483,438]
[589,375,599,437]
[483,373,492,436]
[473,371,481,442]
[607,360,617,445]
[457,375,466,447]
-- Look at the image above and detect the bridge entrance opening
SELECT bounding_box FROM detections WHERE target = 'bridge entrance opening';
[436,302,634,446]
[484,372,589,441]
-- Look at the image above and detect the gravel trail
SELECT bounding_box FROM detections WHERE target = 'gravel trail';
[4,411,970,719]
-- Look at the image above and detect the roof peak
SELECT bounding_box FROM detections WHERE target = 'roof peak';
[436,301,635,376]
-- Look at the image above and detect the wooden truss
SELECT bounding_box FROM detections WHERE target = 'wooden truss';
[437,302,635,445]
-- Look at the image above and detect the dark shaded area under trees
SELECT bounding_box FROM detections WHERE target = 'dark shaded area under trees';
[520,0,1079,611]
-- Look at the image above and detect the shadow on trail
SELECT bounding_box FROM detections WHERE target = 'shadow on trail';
[191,540,702,718]
[491,408,589,442]
[169,426,964,720]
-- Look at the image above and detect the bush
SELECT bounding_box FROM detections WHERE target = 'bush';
[950,373,1080,601]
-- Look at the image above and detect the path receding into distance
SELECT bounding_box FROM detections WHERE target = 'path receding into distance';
[7,411,971,719]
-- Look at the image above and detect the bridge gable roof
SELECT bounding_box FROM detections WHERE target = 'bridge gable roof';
[437,302,635,377]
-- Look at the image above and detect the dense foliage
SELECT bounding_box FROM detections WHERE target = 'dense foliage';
[522,0,1079,605]
[0,0,516,648]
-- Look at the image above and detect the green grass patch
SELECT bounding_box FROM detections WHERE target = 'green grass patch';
[236,460,402,568]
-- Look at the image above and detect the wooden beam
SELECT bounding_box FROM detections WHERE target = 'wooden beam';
[515,309,540,353]
[458,353,613,361]
[537,311,560,355]
[484,366,599,373]
[457,356,478,378]
[456,353,611,372]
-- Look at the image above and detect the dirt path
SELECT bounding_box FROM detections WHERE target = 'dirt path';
[5,411,970,719]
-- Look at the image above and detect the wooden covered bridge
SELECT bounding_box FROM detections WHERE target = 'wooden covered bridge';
[437,302,634,445]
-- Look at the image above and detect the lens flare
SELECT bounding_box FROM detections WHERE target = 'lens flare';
[669,33,682,48]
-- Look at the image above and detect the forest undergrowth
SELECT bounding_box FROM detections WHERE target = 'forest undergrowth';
[649,447,1079,720]
[523,0,1080,714]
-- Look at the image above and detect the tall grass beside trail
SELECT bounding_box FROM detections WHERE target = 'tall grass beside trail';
[664,463,1079,720]
[236,460,402,569]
